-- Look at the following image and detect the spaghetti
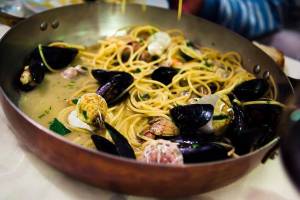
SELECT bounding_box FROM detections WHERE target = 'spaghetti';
[49,25,256,157]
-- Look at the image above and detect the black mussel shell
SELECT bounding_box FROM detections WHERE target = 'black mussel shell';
[170,104,214,134]
[91,134,118,156]
[226,103,282,154]
[31,46,78,70]
[91,69,127,85]
[29,60,46,84]
[170,135,229,163]
[104,122,136,159]
[151,67,178,85]
[232,79,269,101]
[182,142,229,163]
[96,72,134,106]
[244,103,283,128]
[17,61,45,91]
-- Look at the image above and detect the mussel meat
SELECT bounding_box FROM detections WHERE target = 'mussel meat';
[170,104,214,135]
[170,135,230,163]
[17,61,45,91]
[18,45,78,91]
[151,67,178,85]
[91,123,136,159]
[232,78,269,101]
[95,71,134,106]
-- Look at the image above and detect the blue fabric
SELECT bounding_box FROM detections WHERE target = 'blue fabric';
[199,0,286,39]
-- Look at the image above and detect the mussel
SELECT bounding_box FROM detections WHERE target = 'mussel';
[18,45,78,91]
[232,78,269,101]
[170,135,231,163]
[91,122,136,159]
[92,69,124,85]
[92,70,134,106]
[226,102,283,154]
[170,104,214,135]
[91,134,118,155]
[17,61,45,91]
[30,45,78,70]
[151,67,178,85]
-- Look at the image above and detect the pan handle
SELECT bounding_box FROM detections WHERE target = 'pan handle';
[0,12,25,27]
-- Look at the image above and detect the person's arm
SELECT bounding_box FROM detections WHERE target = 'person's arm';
[208,0,286,39]
[169,0,287,39]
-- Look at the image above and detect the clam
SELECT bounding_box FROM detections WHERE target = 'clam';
[68,110,95,131]
[145,117,179,137]
[151,67,178,85]
[76,93,108,128]
[141,139,183,165]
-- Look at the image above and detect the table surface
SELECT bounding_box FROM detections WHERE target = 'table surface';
[0,23,299,200]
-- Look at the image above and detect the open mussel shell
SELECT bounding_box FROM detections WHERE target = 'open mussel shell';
[104,122,136,159]
[91,123,136,159]
[91,134,118,156]
[18,45,78,91]
[226,102,282,155]
[170,104,214,135]
[170,135,230,163]
[232,78,269,101]
[96,72,134,106]
[151,67,178,85]
[17,60,46,91]
[92,69,126,85]
[31,46,78,70]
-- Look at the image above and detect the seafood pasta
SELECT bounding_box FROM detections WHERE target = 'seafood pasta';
[18,25,283,164]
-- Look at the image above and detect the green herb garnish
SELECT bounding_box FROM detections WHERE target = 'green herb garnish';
[82,110,88,120]
[133,68,141,73]
[49,118,71,136]
[140,93,150,101]
[38,106,52,119]
[72,98,79,105]
[192,144,200,149]
[203,59,213,67]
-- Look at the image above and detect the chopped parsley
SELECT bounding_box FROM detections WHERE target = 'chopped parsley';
[38,106,52,119]
[139,93,150,101]
[72,98,79,105]
[82,110,88,120]
[203,59,213,67]
[133,68,141,73]
[192,143,200,149]
[49,118,71,136]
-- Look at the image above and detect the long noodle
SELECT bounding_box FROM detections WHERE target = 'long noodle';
[52,25,259,156]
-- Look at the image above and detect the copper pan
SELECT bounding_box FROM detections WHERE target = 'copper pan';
[0,2,293,198]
